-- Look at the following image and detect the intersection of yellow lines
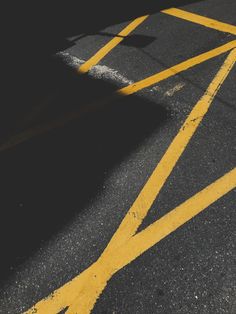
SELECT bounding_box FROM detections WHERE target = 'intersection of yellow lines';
[23,8,236,314]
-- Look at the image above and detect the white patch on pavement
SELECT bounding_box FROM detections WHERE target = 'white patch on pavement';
[150,82,185,97]
[57,52,133,86]
[164,82,185,97]
[57,52,84,68]
[89,65,133,86]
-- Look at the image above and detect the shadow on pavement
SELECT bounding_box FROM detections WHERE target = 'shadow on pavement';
[2,0,202,135]
[0,0,202,285]
[0,71,168,284]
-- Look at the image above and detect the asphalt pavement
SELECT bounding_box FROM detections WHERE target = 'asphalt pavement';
[1,0,236,313]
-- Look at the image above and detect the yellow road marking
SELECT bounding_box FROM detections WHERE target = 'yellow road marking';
[101,47,236,250]
[24,48,236,314]
[163,8,236,36]
[78,15,149,74]
[104,168,236,271]
[68,168,236,314]
[24,169,236,314]
[1,41,236,153]
[79,7,236,76]
[117,40,236,96]
[15,16,148,132]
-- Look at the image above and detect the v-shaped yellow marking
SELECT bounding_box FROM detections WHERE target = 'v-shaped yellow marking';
[24,47,236,314]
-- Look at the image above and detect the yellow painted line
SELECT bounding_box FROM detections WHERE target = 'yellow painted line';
[103,47,236,250]
[24,49,236,314]
[163,8,236,36]
[1,41,236,153]
[78,15,149,74]
[117,40,236,96]
[106,167,236,269]
[79,7,236,75]
[24,168,236,314]
[64,171,236,314]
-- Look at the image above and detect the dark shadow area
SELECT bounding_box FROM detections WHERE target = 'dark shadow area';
[0,0,203,285]
[0,65,168,285]
[3,0,202,132]
[6,0,203,43]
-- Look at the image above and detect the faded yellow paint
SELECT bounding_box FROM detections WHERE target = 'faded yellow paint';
[163,8,236,36]
[79,15,149,74]
[24,48,236,314]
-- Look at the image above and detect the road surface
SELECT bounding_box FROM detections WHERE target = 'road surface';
[1,0,236,313]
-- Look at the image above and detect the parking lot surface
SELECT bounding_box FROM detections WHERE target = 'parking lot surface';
[1,1,236,313]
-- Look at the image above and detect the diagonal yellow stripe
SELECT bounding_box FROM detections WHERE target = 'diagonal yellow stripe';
[66,171,236,314]
[117,40,236,96]
[79,15,149,74]
[23,167,236,314]
[103,47,236,251]
[163,8,236,36]
[100,167,236,274]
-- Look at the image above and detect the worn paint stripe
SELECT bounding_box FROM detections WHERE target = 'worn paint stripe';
[1,41,236,153]
[79,15,149,74]
[24,49,236,314]
[163,8,236,36]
